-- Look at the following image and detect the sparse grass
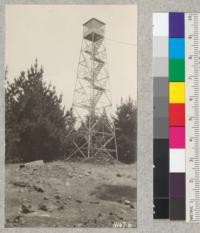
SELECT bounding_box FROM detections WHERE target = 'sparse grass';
[5,161,136,228]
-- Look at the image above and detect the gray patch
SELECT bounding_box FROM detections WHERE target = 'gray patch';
[153,36,168,58]
[152,57,168,77]
[154,96,168,118]
[153,117,168,138]
[153,77,169,97]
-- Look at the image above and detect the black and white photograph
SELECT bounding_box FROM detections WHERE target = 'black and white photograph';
[5,4,137,228]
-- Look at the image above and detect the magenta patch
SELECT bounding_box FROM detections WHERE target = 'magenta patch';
[169,127,185,148]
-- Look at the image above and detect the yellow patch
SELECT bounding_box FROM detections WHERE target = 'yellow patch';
[169,82,185,103]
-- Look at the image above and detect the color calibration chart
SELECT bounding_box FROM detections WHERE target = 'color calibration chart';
[153,12,200,222]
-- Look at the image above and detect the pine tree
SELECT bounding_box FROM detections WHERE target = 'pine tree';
[114,97,137,163]
[5,60,73,163]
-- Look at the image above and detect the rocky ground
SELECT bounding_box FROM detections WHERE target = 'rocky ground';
[5,160,136,228]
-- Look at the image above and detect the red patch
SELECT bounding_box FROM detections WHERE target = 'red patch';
[169,104,185,126]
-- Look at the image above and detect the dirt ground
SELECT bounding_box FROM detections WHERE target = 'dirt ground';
[5,160,136,228]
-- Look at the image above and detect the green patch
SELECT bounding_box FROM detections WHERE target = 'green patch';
[169,59,185,82]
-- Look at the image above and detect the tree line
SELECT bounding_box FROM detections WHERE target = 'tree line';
[5,61,137,164]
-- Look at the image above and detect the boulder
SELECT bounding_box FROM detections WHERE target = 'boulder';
[24,160,44,168]
[38,203,49,211]
[76,199,82,203]
[21,203,34,214]
[13,181,27,188]
[33,185,44,192]
[54,194,61,200]
[57,205,64,210]
[124,200,131,205]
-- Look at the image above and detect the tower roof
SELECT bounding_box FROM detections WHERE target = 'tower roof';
[83,18,105,28]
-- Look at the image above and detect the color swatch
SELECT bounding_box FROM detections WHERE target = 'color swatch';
[153,12,186,220]
[153,12,200,223]
[169,12,185,221]
[153,13,169,219]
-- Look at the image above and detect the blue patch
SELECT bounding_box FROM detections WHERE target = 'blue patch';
[169,38,185,59]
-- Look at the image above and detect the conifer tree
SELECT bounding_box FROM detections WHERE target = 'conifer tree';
[5,60,74,163]
[114,97,137,163]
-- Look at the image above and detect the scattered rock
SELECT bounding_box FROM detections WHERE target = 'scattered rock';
[6,161,136,227]
[89,201,99,204]
[13,215,23,223]
[33,185,44,192]
[98,213,102,217]
[21,203,34,214]
[76,223,83,227]
[54,194,61,200]
[13,181,27,188]
[57,205,64,210]
[56,200,61,205]
[20,217,25,225]
[39,203,55,212]
[76,199,82,203]
[117,199,123,203]
[84,153,118,165]
[38,203,49,211]
[68,172,73,178]
[19,164,25,169]
[67,195,72,200]
[24,160,44,168]
[65,181,70,186]
[124,200,131,205]
[85,170,92,176]
[40,213,50,217]
[78,175,83,178]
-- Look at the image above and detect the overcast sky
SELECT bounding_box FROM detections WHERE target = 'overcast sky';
[6,5,137,110]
